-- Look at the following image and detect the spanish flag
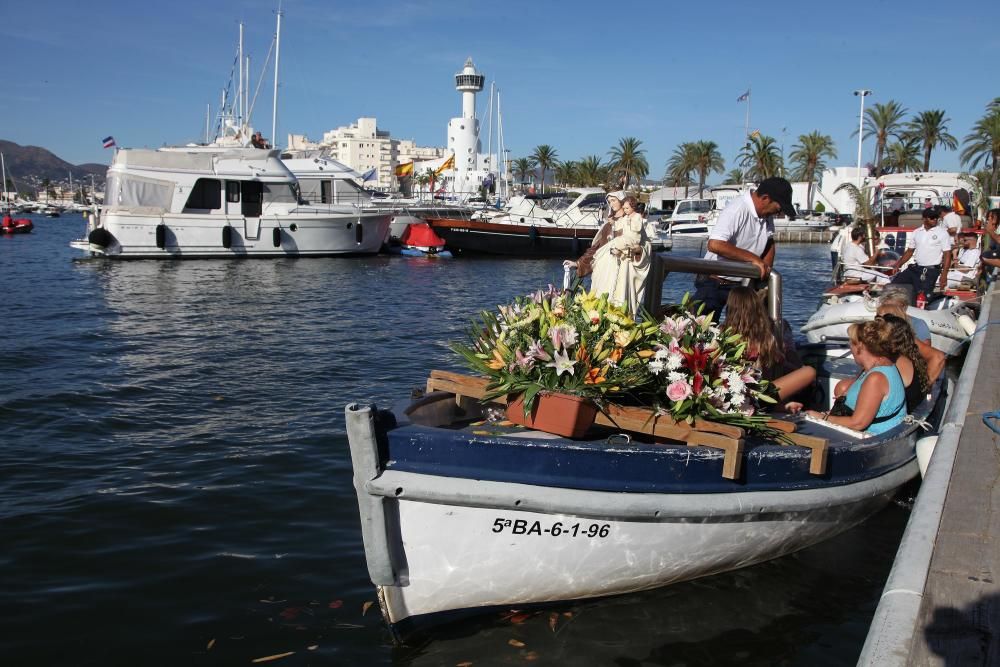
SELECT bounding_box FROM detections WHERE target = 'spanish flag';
[435,154,455,175]
[395,162,413,177]
[953,192,966,215]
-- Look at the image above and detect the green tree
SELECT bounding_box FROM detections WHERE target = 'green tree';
[554,160,577,187]
[789,131,837,209]
[834,182,876,224]
[689,140,725,198]
[665,143,696,197]
[530,145,559,194]
[513,157,537,188]
[857,100,908,176]
[575,155,605,187]
[883,140,923,173]
[961,102,1000,195]
[904,110,958,172]
[738,134,783,181]
[723,168,745,185]
[607,137,648,191]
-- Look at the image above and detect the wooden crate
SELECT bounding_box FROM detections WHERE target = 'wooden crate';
[425,370,828,479]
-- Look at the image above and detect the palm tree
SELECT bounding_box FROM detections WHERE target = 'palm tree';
[883,140,923,173]
[738,134,782,181]
[530,145,559,194]
[723,168,745,185]
[689,140,725,197]
[413,170,431,199]
[961,104,1000,195]
[904,110,958,172]
[513,157,537,189]
[607,137,648,191]
[554,160,577,187]
[789,131,837,209]
[834,182,876,224]
[575,155,605,187]
[965,170,997,217]
[665,143,696,197]
[858,100,908,176]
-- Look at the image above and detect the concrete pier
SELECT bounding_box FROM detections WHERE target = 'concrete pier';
[859,287,1000,665]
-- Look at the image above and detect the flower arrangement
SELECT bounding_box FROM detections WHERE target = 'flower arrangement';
[645,295,778,431]
[452,286,658,413]
[453,289,782,437]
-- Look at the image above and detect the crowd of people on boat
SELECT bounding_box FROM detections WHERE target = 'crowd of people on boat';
[563,178,985,436]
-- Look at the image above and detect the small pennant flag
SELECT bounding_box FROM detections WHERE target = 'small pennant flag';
[360,167,377,182]
[737,90,750,102]
[953,192,966,215]
[102,136,116,148]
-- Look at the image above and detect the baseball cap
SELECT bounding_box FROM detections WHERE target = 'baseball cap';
[756,177,796,220]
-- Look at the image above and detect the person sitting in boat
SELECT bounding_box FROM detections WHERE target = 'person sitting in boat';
[981,208,1000,277]
[877,313,933,411]
[564,195,651,315]
[798,319,907,435]
[841,227,889,285]
[876,288,946,384]
[723,287,816,405]
[945,232,981,289]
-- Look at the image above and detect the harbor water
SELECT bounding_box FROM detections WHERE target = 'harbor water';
[1,218,914,665]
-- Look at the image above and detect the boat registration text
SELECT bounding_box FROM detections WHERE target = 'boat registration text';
[492,518,611,538]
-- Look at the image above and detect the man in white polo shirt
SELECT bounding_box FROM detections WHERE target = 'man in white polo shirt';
[939,205,962,237]
[693,177,796,316]
[890,206,953,301]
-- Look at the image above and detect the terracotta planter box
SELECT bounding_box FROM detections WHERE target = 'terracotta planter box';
[505,392,598,438]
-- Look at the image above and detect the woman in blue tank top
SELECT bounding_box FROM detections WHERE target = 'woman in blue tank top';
[805,319,906,434]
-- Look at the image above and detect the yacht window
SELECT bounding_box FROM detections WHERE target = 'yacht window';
[321,180,332,204]
[261,183,298,205]
[184,178,222,210]
[226,181,240,203]
[676,200,712,214]
[298,179,321,204]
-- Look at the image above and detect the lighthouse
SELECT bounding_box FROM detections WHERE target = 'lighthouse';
[447,58,485,198]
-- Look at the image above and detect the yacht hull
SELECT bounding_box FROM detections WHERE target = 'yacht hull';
[427,217,597,257]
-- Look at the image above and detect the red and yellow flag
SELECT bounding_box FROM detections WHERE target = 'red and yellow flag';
[953,193,966,215]
[435,154,455,175]
[395,162,413,177]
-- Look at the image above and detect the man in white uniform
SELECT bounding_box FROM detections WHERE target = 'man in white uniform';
[693,177,795,316]
[841,227,888,284]
[939,205,962,237]
[890,207,953,300]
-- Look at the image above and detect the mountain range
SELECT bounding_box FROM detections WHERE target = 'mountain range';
[0,140,106,186]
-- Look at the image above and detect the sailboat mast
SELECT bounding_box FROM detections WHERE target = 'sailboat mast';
[238,22,244,125]
[1,153,8,208]
[271,5,283,148]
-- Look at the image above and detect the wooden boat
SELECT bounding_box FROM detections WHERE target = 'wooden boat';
[345,359,946,640]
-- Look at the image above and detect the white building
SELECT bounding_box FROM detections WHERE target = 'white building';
[286,117,444,191]
[442,58,496,199]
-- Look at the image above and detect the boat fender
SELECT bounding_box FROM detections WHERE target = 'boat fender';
[88,227,113,248]
[155,223,166,249]
[529,225,538,244]
[915,435,938,477]
[272,227,281,247]
[356,221,363,245]
[957,314,976,337]
[222,225,232,249]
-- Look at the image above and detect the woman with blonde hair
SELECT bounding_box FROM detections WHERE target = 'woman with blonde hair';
[802,319,907,434]
[876,287,946,383]
[723,287,816,402]
[565,194,651,314]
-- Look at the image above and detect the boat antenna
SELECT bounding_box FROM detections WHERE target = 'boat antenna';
[247,34,276,124]
[271,2,283,148]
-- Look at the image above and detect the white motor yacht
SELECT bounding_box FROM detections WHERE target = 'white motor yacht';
[71,146,391,258]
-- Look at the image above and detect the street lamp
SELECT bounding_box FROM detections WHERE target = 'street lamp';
[853,89,872,188]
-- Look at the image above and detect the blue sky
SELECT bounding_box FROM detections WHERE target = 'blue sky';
[2,0,998,179]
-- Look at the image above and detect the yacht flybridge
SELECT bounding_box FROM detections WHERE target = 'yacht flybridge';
[71,145,391,258]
